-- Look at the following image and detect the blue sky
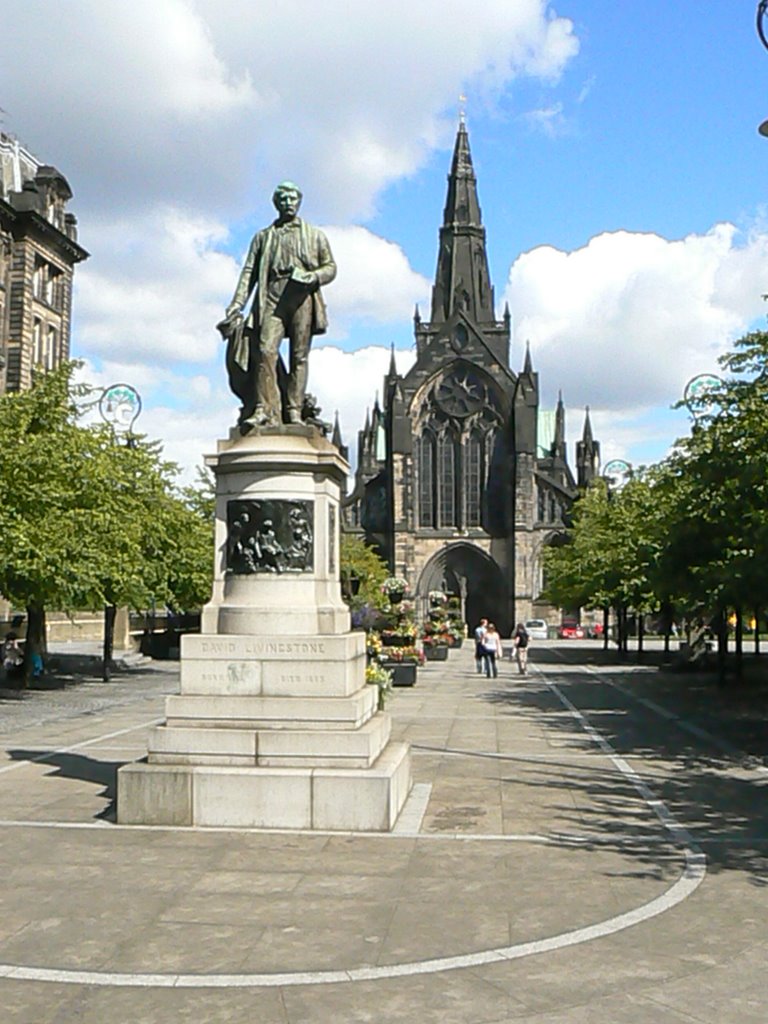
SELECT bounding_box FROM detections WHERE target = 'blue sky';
[2,1,767,479]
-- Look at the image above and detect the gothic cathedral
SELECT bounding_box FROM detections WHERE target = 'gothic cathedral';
[343,121,600,633]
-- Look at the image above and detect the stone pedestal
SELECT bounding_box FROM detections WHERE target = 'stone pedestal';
[117,427,411,831]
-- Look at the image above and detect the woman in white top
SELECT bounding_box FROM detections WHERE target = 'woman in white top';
[481,623,503,678]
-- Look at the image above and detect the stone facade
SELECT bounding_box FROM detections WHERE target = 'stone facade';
[0,132,88,395]
[343,122,600,634]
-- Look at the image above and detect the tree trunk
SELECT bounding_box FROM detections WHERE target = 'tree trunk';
[755,607,761,656]
[637,613,644,660]
[734,605,743,680]
[602,607,609,651]
[716,606,727,688]
[24,602,47,685]
[103,604,116,683]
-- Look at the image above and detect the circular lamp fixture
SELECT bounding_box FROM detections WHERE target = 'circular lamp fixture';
[683,373,722,421]
[602,459,633,490]
[99,383,142,437]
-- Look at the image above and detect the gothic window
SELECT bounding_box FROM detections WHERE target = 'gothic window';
[437,432,457,527]
[417,429,435,528]
[465,429,483,527]
[416,367,502,532]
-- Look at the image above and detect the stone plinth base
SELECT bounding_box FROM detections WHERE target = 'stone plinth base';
[118,741,411,831]
[116,429,412,832]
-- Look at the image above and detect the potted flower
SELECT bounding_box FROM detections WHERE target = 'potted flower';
[380,622,417,646]
[378,644,424,686]
[381,576,409,604]
[366,630,383,659]
[421,633,449,661]
[366,661,393,710]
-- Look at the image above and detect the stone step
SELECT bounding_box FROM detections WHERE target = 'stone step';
[147,713,391,769]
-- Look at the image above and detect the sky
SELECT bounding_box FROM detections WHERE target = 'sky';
[2,1,768,484]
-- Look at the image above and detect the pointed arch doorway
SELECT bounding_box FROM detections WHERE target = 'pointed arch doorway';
[416,543,509,636]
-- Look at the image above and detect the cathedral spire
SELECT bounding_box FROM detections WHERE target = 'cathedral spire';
[553,390,566,460]
[430,120,495,324]
[577,406,600,488]
[332,410,343,448]
[581,405,594,446]
[523,340,533,375]
[387,342,397,378]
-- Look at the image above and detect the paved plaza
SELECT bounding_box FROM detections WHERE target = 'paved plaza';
[0,641,767,1022]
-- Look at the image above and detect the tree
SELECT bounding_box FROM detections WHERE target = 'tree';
[0,364,214,682]
[339,535,390,620]
[542,475,665,653]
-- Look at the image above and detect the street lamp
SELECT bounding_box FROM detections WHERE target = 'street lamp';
[96,382,142,681]
[682,373,732,680]
[683,373,722,421]
[602,458,633,490]
[99,383,142,444]
[757,1,768,135]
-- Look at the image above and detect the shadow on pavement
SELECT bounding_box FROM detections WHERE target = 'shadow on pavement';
[479,653,768,884]
[7,748,120,820]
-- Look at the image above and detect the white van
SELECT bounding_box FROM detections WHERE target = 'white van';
[524,619,549,640]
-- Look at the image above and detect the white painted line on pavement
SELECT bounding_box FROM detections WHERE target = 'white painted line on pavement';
[0,668,706,989]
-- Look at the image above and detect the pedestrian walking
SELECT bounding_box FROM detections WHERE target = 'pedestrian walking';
[481,622,502,678]
[474,618,488,674]
[512,622,530,675]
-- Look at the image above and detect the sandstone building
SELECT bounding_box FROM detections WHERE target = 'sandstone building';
[0,132,88,395]
[343,122,600,633]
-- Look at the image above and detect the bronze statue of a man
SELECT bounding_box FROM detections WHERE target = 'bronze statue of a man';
[218,182,336,429]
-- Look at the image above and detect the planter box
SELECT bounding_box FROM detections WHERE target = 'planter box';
[381,635,416,647]
[380,661,418,686]
[424,645,449,661]
[451,638,463,649]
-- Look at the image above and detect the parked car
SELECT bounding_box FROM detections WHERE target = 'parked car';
[558,619,584,640]
[524,619,549,641]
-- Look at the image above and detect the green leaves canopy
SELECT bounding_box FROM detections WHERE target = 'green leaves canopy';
[0,364,213,616]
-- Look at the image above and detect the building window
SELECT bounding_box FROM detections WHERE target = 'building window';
[32,317,43,366]
[32,257,61,308]
[33,259,46,301]
[46,325,57,369]
[465,429,483,527]
[437,432,457,527]
[417,430,435,528]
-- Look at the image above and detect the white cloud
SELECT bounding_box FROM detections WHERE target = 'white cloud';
[522,102,566,137]
[74,209,429,367]
[74,208,237,365]
[505,224,768,415]
[1,1,579,222]
[323,227,431,331]
[310,345,416,448]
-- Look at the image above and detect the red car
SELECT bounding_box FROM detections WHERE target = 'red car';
[558,620,584,639]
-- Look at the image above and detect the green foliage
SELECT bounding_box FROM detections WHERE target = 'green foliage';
[339,534,390,611]
[0,363,213,622]
[544,327,768,626]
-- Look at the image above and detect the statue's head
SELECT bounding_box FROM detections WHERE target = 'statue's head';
[272,181,302,218]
